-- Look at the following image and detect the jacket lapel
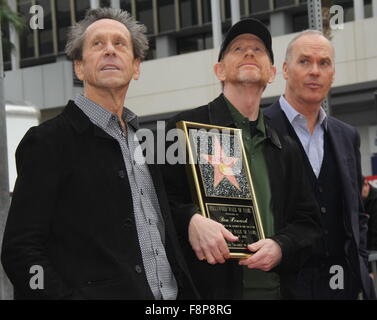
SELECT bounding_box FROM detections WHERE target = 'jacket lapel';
[327,119,352,202]
[326,119,347,179]
[327,118,359,239]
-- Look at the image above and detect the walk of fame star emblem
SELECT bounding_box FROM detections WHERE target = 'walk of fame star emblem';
[201,136,241,191]
[176,121,265,258]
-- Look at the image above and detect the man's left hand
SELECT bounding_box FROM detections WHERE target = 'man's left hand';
[238,239,282,271]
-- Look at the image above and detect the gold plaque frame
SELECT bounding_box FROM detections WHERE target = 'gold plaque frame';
[177,121,265,259]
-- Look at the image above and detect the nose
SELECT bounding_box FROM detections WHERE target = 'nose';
[244,47,255,57]
[104,41,116,56]
[309,63,320,76]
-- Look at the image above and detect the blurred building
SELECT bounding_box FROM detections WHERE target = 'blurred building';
[2,0,377,174]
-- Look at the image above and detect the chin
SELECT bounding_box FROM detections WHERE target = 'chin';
[238,75,261,84]
[239,71,260,80]
[99,80,127,89]
[303,97,325,106]
[308,94,326,102]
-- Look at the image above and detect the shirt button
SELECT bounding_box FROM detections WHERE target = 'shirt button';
[160,281,163,288]
[155,249,159,256]
[318,186,323,193]
[118,170,125,179]
[140,189,144,195]
[320,207,327,214]
[135,265,142,274]
[148,218,152,225]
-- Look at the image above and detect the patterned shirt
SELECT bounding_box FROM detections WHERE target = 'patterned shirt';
[74,94,178,300]
[279,95,328,178]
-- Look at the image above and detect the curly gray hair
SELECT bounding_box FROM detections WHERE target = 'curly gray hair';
[65,8,149,61]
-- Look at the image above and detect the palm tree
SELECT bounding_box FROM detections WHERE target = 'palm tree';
[1,0,24,64]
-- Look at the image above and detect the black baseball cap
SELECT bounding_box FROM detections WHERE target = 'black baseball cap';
[218,18,274,64]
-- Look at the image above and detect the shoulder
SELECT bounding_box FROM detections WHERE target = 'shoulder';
[178,105,209,120]
[167,104,209,129]
[37,112,69,134]
[263,100,282,117]
[328,116,358,136]
[327,116,360,148]
[17,108,73,158]
[24,113,69,143]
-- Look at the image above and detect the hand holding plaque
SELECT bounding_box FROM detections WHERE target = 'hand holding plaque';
[177,121,265,259]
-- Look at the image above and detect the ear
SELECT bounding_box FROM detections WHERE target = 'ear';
[132,58,141,80]
[268,65,277,84]
[331,68,335,84]
[282,61,288,81]
[74,60,84,81]
[214,62,226,82]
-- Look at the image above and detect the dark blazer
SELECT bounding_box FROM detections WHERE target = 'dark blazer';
[162,94,321,299]
[264,100,376,299]
[1,101,198,300]
[364,185,377,250]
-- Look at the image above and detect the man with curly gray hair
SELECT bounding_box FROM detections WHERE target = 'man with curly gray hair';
[65,8,149,61]
[1,8,198,300]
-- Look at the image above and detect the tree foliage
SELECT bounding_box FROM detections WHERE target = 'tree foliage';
[1,0,25,61]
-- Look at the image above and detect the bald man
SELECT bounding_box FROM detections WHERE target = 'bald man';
[264,30,376,300]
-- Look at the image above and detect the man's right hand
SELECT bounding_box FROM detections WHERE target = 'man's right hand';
[188,213,238,264]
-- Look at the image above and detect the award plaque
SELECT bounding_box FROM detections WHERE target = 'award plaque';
[176,121,265,259]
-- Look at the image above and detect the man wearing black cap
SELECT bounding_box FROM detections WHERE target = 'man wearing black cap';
[162,19,321,299]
